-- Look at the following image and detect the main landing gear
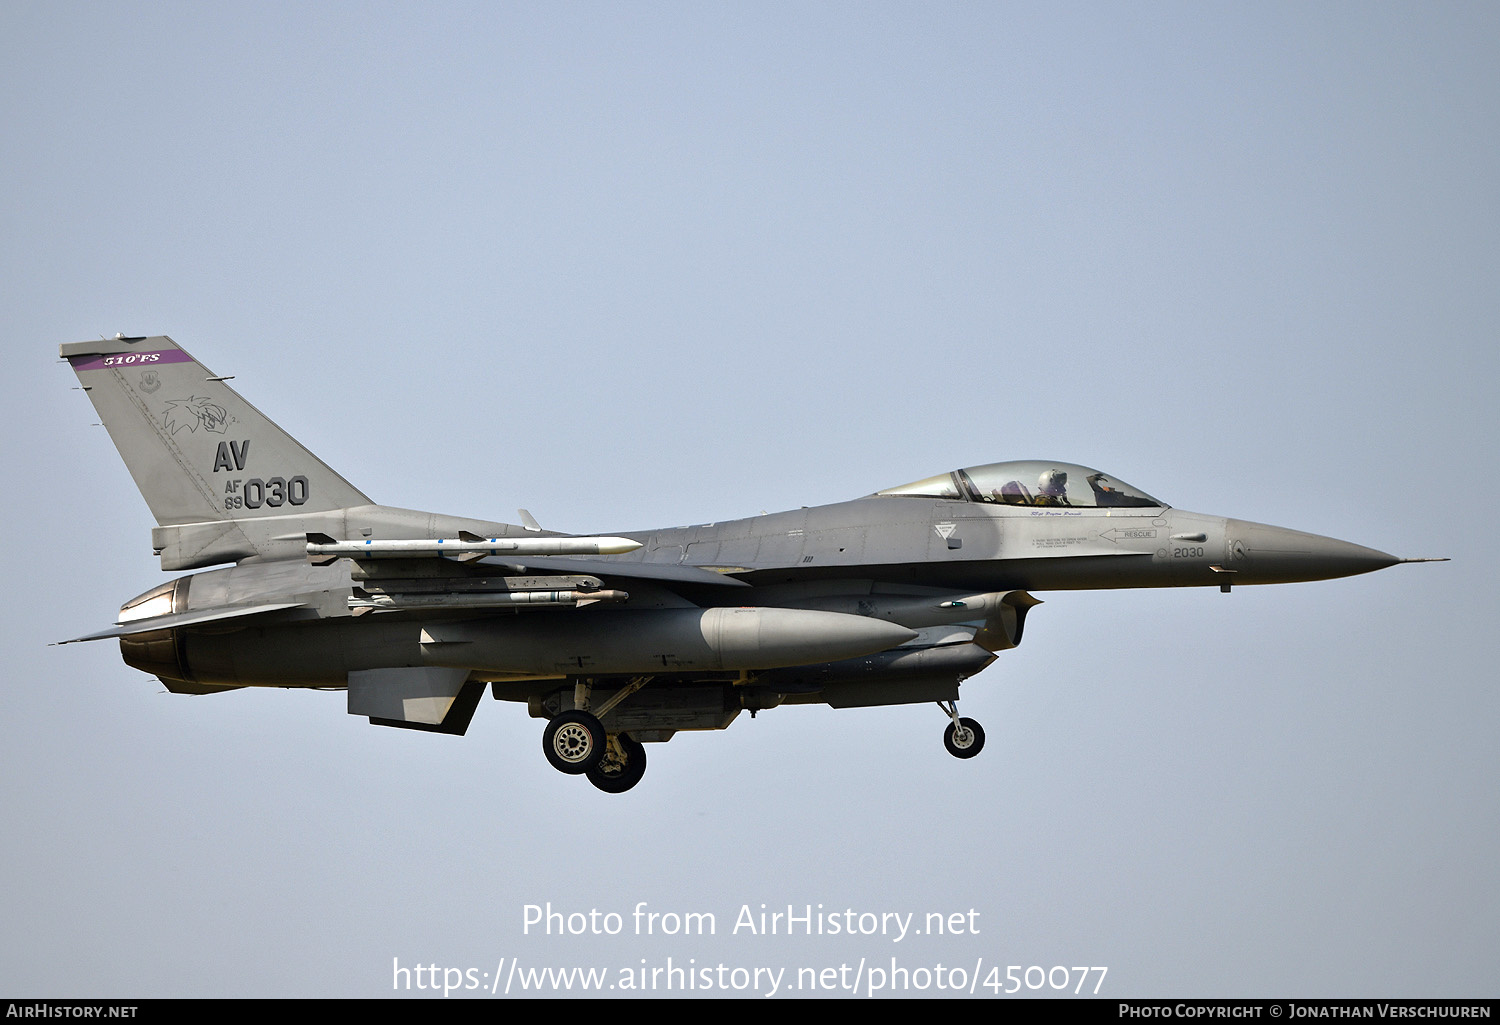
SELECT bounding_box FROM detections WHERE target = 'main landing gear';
[587,734,647,794]
[542,709,607,775]
[541,679,651,793]
[938,700,985,759]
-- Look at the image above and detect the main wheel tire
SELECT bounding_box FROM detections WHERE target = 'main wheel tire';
[587,734,648,794]
[543,710,606,774]
[943,717,985,759]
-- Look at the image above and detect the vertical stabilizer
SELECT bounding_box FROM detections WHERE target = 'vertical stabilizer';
[61,335,371,527]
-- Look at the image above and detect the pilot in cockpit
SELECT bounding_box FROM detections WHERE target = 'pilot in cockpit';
[1032,468,1071,506]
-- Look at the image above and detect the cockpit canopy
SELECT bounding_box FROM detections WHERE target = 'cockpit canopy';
[871,461,1166,509]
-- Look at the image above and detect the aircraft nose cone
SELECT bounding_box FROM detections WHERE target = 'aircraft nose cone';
[1226,520,1400,584]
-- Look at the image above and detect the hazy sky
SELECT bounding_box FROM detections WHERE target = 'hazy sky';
[3,2,1496,998]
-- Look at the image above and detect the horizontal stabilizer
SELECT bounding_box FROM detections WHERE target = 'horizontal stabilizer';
[56,601,306,644]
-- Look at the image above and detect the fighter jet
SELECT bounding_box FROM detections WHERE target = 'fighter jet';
[57,335,1442,792]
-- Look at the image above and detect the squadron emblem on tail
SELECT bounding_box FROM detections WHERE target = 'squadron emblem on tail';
[162,395,233,435]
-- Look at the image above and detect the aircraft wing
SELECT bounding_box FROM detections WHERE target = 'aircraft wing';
[56,602,307,644]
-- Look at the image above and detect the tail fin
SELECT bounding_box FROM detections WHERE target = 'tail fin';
[63,335,373,564]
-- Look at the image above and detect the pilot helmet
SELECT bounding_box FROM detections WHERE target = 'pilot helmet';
[1037,469,1068,496]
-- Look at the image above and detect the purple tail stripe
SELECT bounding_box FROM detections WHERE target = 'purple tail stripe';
[68,350,198,372]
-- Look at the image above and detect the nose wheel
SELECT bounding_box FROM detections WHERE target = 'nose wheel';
[938,701,985,759]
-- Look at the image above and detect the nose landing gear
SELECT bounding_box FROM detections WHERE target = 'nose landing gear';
[938,700,985,759]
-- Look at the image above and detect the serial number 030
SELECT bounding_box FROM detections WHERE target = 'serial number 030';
[225,476,310,510]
